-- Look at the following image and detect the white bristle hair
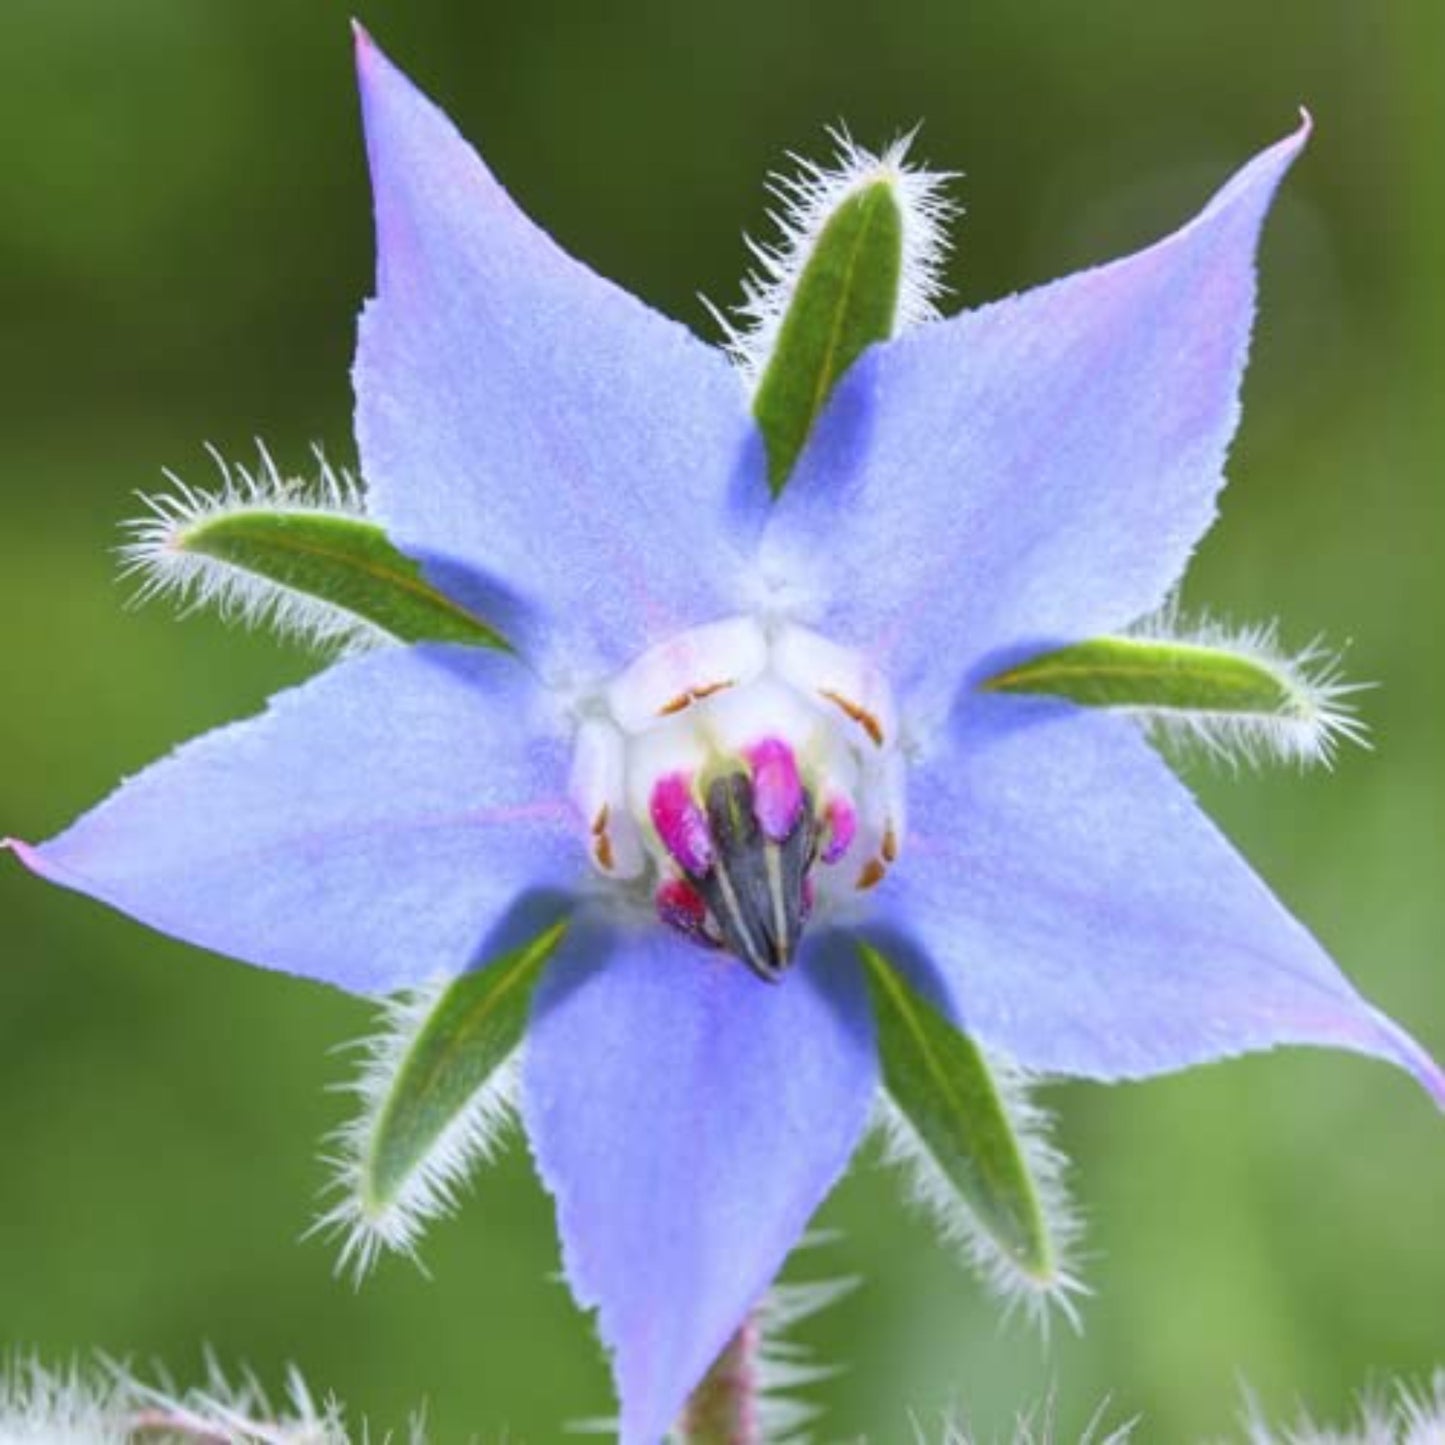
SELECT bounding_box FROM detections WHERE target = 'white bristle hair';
[0,1353,426,1445]
[572,1239,859,1444]
[0,1356,127,1445]
[1239,1371,1445,1445]
[926,1397,1135,1445]
[1126,601,1370,772]
[117,1355,350,1445]
[313,981,521,1285]
[747,1271,861,1445]
[117,443,385,655]
[871,1063,1086,1336]
[715,127,958,389]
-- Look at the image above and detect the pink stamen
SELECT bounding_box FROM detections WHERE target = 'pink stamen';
[656,877,718,947]
[649,773,714,876]
[745,738,803,842]
[820,794,858,864]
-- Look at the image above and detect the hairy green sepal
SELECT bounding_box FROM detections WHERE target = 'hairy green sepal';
[754,179,903,494]
[861,945,1054,1283]
[363,925,563,1214]
[182,509,504,648]
[981,635,1296,715]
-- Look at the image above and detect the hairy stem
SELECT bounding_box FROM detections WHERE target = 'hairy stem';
[128,1410,230,1441]
[677,1316,762,1445]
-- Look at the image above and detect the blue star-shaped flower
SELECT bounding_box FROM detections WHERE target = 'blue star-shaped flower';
[8,31,1442,1444]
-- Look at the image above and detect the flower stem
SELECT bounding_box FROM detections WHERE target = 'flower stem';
[127,1410,230,1441]
[677,1315,762,1445]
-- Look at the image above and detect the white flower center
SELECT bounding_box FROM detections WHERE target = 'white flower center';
[569,617,905,979]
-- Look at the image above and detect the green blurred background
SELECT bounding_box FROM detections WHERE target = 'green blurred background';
[3,1,1442,1439]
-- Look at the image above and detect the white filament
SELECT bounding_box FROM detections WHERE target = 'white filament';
[579,616,906,910]
[570,718,646,879]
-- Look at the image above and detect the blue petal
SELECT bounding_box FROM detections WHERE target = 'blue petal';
[6,648,577,994]
[863,694,1445,1106]
[761,122,1308,721]
[352,30,764,683]
[523,919,876,1444]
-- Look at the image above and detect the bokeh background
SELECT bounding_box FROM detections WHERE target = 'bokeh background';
[3,1,1443,1439]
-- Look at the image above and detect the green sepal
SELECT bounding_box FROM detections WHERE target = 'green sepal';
[362,923,564,1216]
[754,179,903,494]
[980,634,1296,715]
[182,508,504,648]
[861,944,1055,1285]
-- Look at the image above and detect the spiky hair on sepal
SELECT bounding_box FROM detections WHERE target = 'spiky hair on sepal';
[872,1063,1086,1335]
[745,1271,860,1445]
[717,127,958,387]
[118,1356,352,1445]
[0,1354,413,1445]
[313,980,522,1284]
[928,1398,1134,1445]
[118,444,381,654]
[0,1356,126,1445]
[1239,1371,1445,1445]
[1127,602,1370,772]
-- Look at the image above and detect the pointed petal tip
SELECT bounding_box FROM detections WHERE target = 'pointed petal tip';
[1,834,72,890]
[351,20,405,98]
[1405,1053,1445,1114]
[351,21,389,133]
[1193,110,1312,231]
[1371,1009,1445,1113]
[1276,106,1312,156]
[5,833,106,897]
[526,929,876,1445]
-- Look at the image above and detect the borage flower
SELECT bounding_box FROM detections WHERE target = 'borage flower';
[9,29,1443,1445]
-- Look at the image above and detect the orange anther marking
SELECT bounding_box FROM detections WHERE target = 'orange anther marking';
[819,688,884,747]
[856,857,887,891]
[591,805,609,837]
[656,679,735,717]
[881,825,899,864]
[594,831,615,872]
